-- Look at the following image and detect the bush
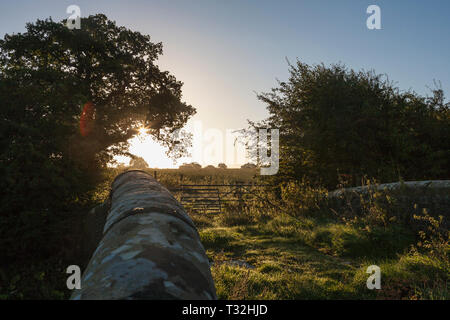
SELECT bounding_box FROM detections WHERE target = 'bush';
[256,61,450,189]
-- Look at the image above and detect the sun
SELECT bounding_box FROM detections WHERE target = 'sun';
[113,127,180,168]
[138,127,148,135]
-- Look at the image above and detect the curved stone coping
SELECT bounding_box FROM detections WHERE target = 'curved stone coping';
[72,170,217,300]
[328,180,450,198]
[104,170,196,234]
[72,212,216,300]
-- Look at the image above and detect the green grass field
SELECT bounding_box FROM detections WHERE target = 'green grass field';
[110,168,450,299]
[194,209,448,300]
[2,167,447,300]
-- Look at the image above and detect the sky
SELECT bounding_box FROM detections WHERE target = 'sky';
[1,1,449,168]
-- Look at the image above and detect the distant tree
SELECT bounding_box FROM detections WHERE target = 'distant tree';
[241,163,257,169]
[190,162,202,169]
[218,163,227,169]
[179,162,202,170]
[256,60,450,188]
[204,165,216,169]
[129,156,149,169]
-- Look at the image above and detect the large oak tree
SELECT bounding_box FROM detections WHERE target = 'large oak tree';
[0,14,195,263]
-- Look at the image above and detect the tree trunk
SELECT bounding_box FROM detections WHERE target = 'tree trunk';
[71,170,216,300]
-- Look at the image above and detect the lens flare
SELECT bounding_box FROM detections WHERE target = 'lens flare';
[80,101,95,137]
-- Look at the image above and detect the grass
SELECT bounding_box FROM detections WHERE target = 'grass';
[2,167,447,300]
[192,209,448,300]
[110,166,260,189]
[187,177,449,300]
[194,213,370,299]
[98,170,449,300]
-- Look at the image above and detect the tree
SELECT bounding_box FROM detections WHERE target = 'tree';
[179,162,202,170]
[218,163,227,169]
[129,156,149,169]
[256,60,449,188]
[241,163,257,169]
[0,14,195,264]
[0,14,195,167]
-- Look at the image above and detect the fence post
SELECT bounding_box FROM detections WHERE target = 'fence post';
[236,181,244,210]
[71,170,216,300]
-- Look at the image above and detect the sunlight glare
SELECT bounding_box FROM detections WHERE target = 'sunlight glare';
[138,127,148,135]
[114,128,180,168]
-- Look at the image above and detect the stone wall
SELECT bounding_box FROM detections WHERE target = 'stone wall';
[71,170,216,300]
[327,180,450,225]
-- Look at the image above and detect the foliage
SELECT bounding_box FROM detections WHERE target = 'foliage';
[255,61,450,188]
[0,15,194,298]
[413,209,449,261]
[241,163,257,169]
[188,171,448,300]
[179,162,202,169]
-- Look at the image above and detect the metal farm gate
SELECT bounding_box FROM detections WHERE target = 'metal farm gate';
[170,184,270,214]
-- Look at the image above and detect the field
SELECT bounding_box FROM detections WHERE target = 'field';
[92,168,450,300]
[1,167,447,300]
